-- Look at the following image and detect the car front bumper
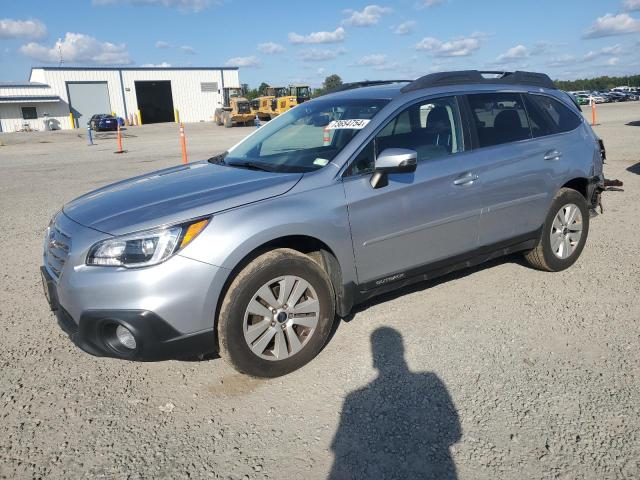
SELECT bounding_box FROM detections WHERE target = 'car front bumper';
[42,211,230,360]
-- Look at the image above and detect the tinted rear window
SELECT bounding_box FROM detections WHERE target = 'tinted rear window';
[467,93,531,148]
[525,94,582,136]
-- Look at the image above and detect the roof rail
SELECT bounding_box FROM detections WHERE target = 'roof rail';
[400,70,556,93]
[322,80,412,96]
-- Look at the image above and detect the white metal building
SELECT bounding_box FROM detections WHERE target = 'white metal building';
[0,66,240,133]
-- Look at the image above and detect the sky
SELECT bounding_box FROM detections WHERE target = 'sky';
[1,0,640,87]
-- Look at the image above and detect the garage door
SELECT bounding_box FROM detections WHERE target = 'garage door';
[135,81,174,124]
[67,82,111,126]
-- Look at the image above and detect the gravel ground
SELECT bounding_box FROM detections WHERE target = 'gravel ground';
[1,103,639,479]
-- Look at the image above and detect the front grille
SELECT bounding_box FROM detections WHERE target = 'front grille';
[45,221,71,280]
[237,102,251,114]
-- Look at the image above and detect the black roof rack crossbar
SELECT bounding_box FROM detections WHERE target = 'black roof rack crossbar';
[400,70,556,93]
[323,80,412,96]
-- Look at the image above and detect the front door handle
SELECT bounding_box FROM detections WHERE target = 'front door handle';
[544,150,563,161]
[453,173,479,186]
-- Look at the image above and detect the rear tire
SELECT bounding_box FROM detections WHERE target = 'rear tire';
[524,188,589,272]
[218,248,336,378]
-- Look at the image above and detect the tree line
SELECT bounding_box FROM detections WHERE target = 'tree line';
[554,75,640,91]
[240,73,639,99]
[241,75,344,100]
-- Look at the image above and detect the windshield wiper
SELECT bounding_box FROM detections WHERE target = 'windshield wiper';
[207,151,228,164]
[224,160,274,172]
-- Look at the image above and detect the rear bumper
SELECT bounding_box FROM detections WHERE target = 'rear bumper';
[588,174,605,214]
[55,306,216,361]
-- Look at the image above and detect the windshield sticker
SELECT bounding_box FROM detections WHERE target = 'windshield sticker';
[326,119,370,130]
[313,158,329,166]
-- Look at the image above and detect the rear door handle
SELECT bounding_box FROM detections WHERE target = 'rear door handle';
[453,172,479,186]
[544,150,563,161]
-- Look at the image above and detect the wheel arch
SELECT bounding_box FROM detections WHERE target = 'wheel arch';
[561,177,589,199]
[213,234,354,347]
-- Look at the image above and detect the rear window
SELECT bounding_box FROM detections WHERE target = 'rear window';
[525,94,582,137]
[467,93,531,148]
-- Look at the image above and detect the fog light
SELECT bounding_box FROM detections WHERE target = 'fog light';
[115,325,136,349]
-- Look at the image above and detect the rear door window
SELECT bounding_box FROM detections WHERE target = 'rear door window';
[467,93,531,148]
[525,94,582,136]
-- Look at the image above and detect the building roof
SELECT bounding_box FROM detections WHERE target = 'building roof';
[32,66,238,71]
[0,81,50,88]
[0,95,61,104]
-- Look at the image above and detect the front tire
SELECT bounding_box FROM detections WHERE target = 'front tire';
[223,112,233,128]
[524,188,589,272]
[218,248,336,378]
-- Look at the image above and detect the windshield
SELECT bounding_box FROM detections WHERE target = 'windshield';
[223,98,389,173]
[295,86,310,98]
[274,87,288,97]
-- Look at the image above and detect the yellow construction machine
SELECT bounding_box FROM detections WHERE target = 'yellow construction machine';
[254,86,287,119]
[214,87,254,128]
[289,84,311,105]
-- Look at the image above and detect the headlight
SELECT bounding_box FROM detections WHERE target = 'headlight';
[44,211,59,246]
[86,217,209,268]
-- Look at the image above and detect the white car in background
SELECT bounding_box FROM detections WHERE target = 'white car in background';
[576,93,605,104]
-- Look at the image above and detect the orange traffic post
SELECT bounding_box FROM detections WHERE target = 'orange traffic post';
[323,125,331,146]
[180,123,188,164]
[591,99,597,126]
[115,123,125,154]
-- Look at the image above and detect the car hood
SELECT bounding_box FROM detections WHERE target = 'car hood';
[63,161,302,235]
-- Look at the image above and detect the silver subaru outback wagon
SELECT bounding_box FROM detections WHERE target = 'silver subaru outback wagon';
[42,71,606,377]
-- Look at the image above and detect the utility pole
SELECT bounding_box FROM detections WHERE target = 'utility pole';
[57,38,64,66]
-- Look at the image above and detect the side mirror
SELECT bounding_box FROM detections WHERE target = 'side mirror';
[371,148,417,188]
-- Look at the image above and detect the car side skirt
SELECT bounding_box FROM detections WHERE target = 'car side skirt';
[352,228,541,304]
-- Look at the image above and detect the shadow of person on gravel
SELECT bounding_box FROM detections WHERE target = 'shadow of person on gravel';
[329,327,460,480]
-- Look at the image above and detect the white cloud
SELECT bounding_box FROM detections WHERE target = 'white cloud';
[92,0,214,12]
[373,61,400,71]
[155,40,170,49]
[354,53,388,66]
[180,45,195,54]
[342,5,392,27]
[392,20,416,35]
[583,13,640,38]
[299,48,345,62]
[495,44,528,63]
[416,0,444,9]
[141,62,171,67]
[288,27,345,44]
[317,67,326,75]
[623,0,640,11]
[584,44,623,60]
[225,55,260,68]
[20,32,132,64]
[351,53,403,71]
[606,57,620,65]
[546,54,577,67]
[415,34,482,57]
[602,44,623,54]
[257,42,285,54]
[529,41,555,56]
[0,19,47,40]
[583,50,598,61]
